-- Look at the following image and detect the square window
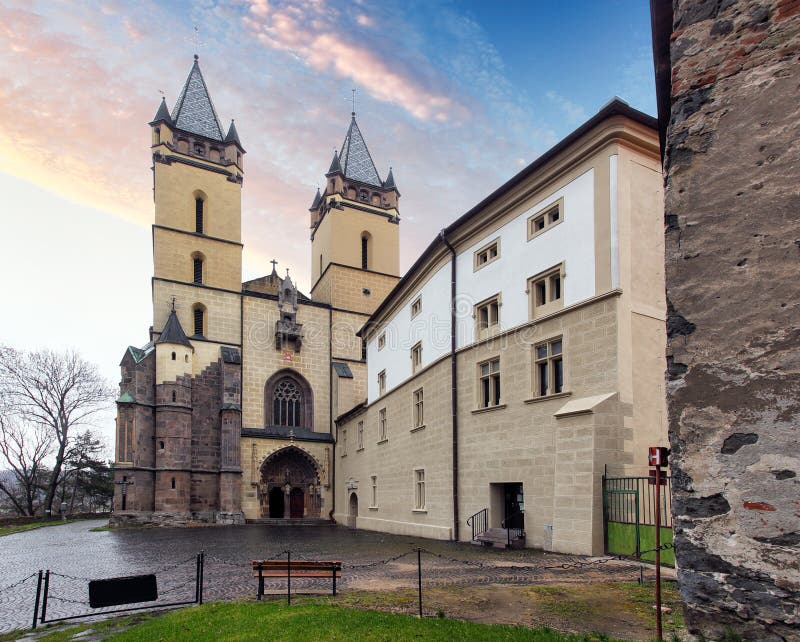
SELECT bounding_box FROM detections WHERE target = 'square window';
[473,238,501,271]
[475,296,500,337]
[377,333,386,351]
[529,264,565,319]
[411,296,422,318]
[527,198,564,241]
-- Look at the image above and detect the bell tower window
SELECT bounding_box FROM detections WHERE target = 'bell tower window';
[193,304,205,337]
[195,197,204,234]
[193,255,204,284]
[361,232,371,270]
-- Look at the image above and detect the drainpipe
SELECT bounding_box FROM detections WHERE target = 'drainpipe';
[329,305,336,522]
[439,230,459,541]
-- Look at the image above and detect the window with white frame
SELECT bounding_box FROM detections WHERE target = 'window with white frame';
[478,358,501,408]
[534,337,564,397]
[370,475,378,508]
[411,341,423,373]
[414,469,426,510]
[377,332,386,351]
[413,388,424,429]
[357,420,364,450]
[378,408,387,442]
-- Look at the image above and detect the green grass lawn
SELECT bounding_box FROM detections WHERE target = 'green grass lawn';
[0,519,88,537]
[26,601,621,642]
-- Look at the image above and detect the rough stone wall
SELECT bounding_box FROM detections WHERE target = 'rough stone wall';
[663,1,800,638]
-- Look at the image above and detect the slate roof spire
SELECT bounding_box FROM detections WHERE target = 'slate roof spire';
[383,167,396,190]
[170,55,225,141]
[155,310,193,349]
[309,188,322,210]
[151,96,172,125]
[339,114,382,187]
[327,149,342,175]
[224,119,241,146]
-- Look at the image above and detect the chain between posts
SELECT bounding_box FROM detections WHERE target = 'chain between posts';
[0,572,37,596]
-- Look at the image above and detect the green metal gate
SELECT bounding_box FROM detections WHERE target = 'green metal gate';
[602,475,674,566]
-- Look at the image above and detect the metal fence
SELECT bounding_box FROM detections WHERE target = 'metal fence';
[603,475,672,528]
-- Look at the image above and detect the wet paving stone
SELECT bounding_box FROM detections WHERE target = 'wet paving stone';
[0,519,653,633]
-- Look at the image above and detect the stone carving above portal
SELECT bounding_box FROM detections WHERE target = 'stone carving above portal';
[275,270,303,352]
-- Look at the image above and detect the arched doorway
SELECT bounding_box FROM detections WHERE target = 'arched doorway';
[259,446,321,519]
[348,492,358,529]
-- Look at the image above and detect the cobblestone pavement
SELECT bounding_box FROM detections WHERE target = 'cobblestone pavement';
[0,520,665,634]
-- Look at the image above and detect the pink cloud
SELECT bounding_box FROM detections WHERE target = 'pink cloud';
[241,0,464,122]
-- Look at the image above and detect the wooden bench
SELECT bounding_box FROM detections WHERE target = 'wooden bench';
[252,559,342,601]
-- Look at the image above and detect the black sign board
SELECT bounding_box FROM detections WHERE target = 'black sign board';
[89,574,158,608]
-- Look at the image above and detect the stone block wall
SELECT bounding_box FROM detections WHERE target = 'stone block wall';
[662,1,800,638]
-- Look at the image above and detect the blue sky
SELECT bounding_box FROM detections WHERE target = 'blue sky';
[0,0,656,447]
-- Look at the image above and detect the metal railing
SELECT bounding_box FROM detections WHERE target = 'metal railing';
[501,510,525,547]
[466,508,488,541]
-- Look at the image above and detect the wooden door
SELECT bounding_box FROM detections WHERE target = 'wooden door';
[289,488,304,518]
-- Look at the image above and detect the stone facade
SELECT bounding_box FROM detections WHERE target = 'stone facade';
[113,58,400,527]
[655,0,800,638]
[336,102,668,556]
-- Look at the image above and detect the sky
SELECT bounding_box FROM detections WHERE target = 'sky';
[0,0,656,451]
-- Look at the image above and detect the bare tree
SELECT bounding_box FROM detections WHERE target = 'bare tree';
[0,346,114,515]
[0,416,52,516]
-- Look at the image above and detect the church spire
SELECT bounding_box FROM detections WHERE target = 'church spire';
[151,96,172,125]
[170,55,225,141]
[338,115,382,187]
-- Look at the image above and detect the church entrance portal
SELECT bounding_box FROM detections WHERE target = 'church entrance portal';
[268,487,284,518]
[259,446,321,519]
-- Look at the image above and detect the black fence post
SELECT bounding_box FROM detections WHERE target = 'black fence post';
[417,548,422,618]
[332,562,337,597]
[287,551,291,606]
[195,553,201,604]
[40,570,50,624]
[199,551,205,605]
[32,570,43,630]
[257,562,264,601]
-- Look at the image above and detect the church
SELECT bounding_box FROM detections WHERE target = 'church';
[113,57,667,555]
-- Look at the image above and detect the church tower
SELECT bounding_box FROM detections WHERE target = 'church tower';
[308,113,401,418]
[309,113,400,312]
[113,56,245,524]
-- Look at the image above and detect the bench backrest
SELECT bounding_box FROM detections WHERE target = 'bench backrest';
[252,560,342,571]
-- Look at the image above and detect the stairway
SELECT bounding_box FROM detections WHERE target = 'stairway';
[246,517,333,526]
[473,527,525,549]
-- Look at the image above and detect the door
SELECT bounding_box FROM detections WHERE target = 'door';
[348,492,358,528]
[268,487,284,518]
[289,488,304,518]
[504,483,524,530]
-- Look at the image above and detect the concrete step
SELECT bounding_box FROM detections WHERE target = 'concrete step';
[246,517,333,526]
[473,527,525,549]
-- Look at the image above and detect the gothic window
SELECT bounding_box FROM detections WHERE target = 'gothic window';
[195,197,204,233]
[361,233,371,270]
[264,370,314,431]
[193,256,203,284]
[272,377,303,427]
